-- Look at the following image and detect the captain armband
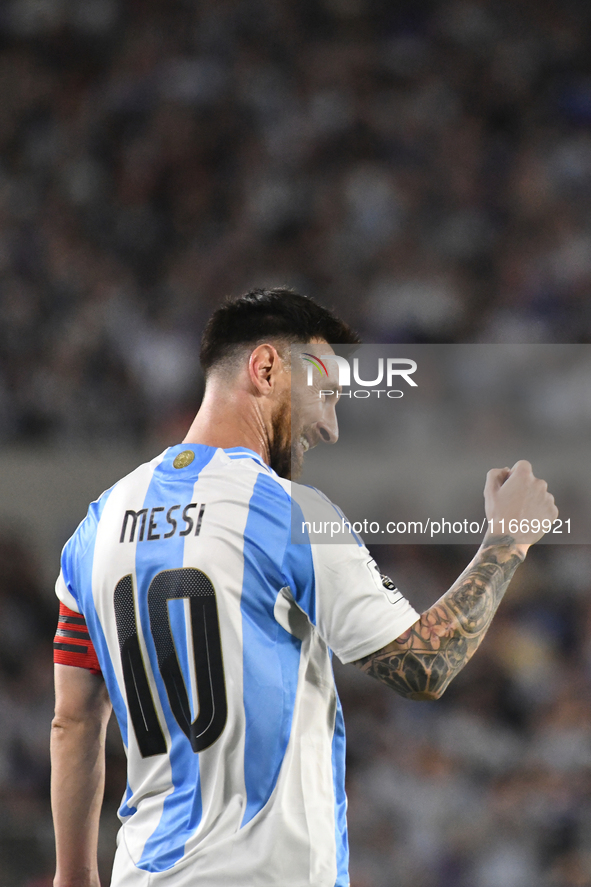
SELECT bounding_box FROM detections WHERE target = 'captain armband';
[53,602,101,675]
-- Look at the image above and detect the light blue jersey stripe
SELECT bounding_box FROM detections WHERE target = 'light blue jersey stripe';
[241,473,303,826]
[282,497,317,625]
[61,488,131,753]
[135,445,215,872]
[331,694,349,886]
[61,487,136,818]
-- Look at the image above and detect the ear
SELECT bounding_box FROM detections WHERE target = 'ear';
[248,344,284,395]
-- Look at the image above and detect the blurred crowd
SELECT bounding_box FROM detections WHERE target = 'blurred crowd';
[0,0,590,443]
[1,0,591,884]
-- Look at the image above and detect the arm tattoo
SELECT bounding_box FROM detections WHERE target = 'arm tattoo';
[354,536,525,700]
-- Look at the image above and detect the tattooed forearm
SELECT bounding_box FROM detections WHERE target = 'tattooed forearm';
[354,536,525,700]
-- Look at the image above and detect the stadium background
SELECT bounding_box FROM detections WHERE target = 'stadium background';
[1,0,591,884]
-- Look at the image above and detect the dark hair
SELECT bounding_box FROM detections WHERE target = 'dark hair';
[200,287,360,374]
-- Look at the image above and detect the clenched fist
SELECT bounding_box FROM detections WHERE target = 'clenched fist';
[484,460,558,552]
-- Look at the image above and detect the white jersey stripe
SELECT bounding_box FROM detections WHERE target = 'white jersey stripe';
[179,451,253,853]
[132,447,216,871]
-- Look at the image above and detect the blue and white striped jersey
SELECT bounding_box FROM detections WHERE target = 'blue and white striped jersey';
[55,444,419,887]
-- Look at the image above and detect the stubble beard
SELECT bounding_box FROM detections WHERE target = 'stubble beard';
[268,393,302,481]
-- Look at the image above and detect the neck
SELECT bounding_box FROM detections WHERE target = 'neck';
[183,381,271,463]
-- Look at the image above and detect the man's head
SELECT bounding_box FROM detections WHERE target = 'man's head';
[200,288,359,479]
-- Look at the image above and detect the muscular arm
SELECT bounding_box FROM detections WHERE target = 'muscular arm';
[355,460,558,700]
[354,535,525,700]
[51,664,112,887]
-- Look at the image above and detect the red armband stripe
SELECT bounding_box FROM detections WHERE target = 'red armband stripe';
[54,603,101,675]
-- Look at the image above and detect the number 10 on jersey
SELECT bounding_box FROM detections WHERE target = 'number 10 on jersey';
[113,567,228,757]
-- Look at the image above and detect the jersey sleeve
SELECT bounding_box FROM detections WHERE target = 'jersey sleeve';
[55,568,80,613]
[284,485,420,664]
[53,602,101,674]
[308,542,419,663]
